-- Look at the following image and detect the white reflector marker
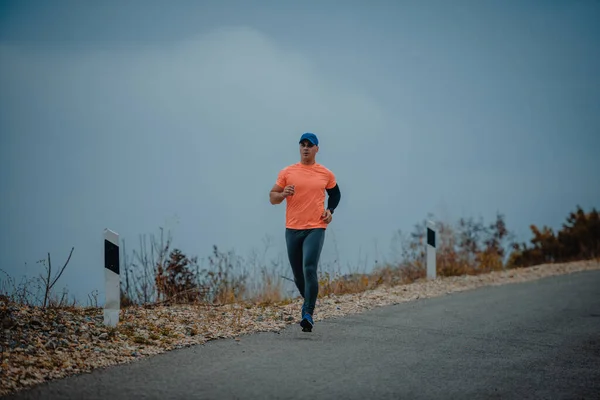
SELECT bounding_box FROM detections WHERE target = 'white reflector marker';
[104,229,120,327]
[426,220,437,280]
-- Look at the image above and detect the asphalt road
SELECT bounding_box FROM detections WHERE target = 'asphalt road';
[5,269,600,400]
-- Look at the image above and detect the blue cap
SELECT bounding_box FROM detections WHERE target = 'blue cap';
[299,132,318,146]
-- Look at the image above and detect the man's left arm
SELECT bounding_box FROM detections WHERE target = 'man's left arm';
[326,183,341,214]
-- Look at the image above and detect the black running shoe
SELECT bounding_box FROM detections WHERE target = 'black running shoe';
[300,314,314,332]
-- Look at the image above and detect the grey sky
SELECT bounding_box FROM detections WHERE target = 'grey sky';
[1,0,599,304]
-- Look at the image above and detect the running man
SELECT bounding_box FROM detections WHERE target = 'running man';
[269,132,341,332]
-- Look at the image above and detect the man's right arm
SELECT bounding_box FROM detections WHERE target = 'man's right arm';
[270,184,286,205]
[271,168,289,205]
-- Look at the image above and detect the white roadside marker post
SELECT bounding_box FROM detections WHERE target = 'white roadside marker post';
[104,228,120,327]
[426,220,437,280]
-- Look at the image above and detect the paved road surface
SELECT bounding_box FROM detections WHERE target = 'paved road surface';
[4,270,600,400]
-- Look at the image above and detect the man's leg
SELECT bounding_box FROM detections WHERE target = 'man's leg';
[301,228,326,319]
[285,228,306,300]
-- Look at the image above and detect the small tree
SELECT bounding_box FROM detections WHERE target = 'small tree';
[38,247,75,308]
[507,206,600,268]
[478,212,514,272]
[155,248,201,304]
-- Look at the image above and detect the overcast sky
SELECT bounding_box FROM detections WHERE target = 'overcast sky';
[1,0,599,305]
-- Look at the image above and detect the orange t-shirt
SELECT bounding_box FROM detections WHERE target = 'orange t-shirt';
[275,162,337,230]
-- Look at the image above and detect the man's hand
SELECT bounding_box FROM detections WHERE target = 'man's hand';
[282,185,295,198]
[321,209,332,224]
[270,184,294,204]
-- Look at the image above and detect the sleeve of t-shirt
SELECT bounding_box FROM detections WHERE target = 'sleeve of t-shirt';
[275,168,287,188]
[326,169,337,189]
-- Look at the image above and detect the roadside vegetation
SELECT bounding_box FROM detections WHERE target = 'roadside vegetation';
[2,205,599,310]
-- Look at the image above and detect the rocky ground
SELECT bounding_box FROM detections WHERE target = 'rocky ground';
[1,260,599,397]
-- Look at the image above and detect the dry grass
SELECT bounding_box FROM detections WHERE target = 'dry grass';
[250,270,286,305]
[317,263,426,298]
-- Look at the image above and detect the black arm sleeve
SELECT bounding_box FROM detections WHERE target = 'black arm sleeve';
[325,184,341,213]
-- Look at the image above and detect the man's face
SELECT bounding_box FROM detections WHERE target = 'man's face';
[300,140,318,160]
